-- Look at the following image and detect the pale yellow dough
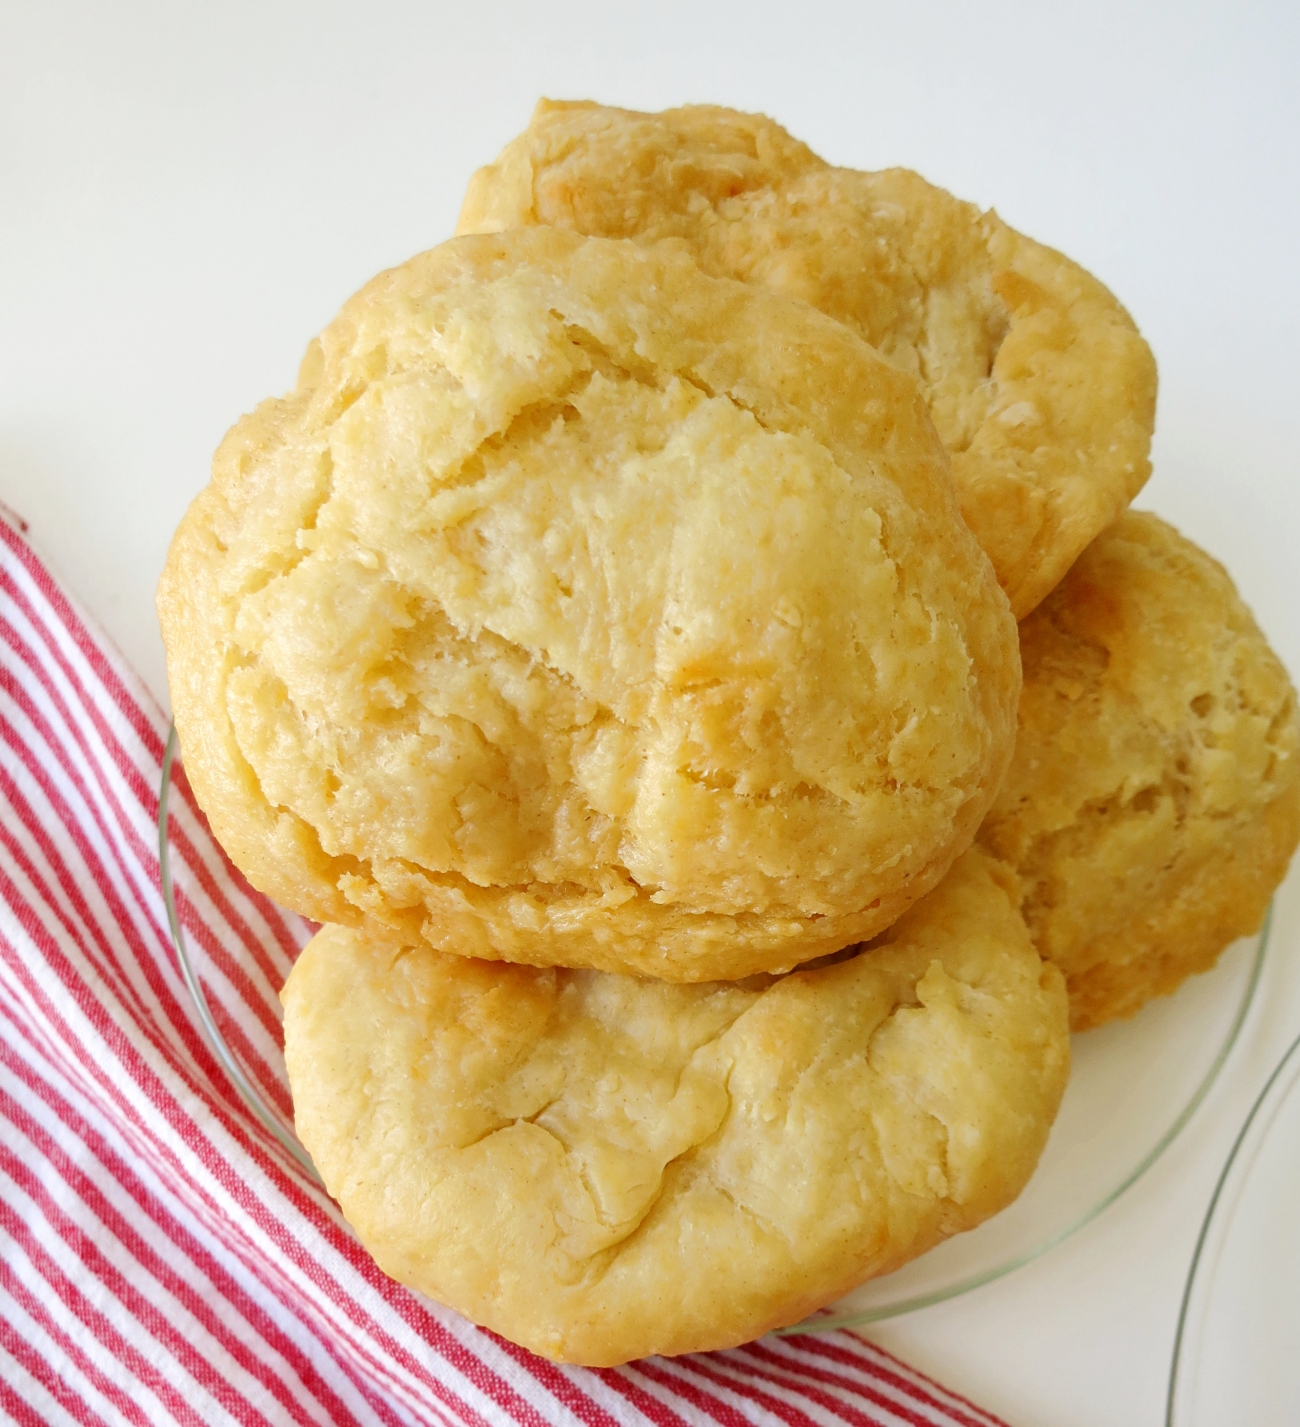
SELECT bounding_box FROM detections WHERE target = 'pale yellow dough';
[980,511,1300,1030]
[159,227,1019,981]
[459,99,1158,618]
[283,848,1069,1365]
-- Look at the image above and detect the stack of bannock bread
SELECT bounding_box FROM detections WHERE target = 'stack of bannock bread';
[157,100,1300,1367]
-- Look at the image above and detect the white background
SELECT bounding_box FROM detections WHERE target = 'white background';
[2,3,1298,1422]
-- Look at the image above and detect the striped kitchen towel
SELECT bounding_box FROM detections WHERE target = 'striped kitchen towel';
[0,506,1011,1427]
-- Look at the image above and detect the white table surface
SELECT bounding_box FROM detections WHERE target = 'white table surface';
[3,3,1298,1422]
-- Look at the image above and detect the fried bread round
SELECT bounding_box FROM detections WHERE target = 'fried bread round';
[282,848,1069,1365]
[159,226,1019,980]
[979,511,1300,1029]
[459,100,1158,618]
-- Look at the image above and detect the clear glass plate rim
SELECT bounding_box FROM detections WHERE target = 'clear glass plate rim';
[159,727,322,1182]
[157,725,1270,1327]
[1165,1021,1300,1426]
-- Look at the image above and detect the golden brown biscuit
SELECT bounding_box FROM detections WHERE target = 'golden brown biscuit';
[159,227,1019,981]
[459,100,1158,618]
[979,511,1300,1030]
[282,848,1069,1365]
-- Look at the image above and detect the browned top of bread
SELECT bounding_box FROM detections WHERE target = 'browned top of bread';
[980,510,1300,1028]
[160,226,1019,980]
[460,99,1158,618]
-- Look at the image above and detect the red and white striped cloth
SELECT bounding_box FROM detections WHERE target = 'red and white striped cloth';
[0,506,1013,1427]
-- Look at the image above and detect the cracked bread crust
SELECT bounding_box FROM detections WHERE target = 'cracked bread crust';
[282,848,1069,1365]
[158,226,1019,980]
[458,99,1158,618]
[979,511,1300,1030]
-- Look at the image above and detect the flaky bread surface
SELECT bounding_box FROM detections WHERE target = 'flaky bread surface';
[283,848,1069,1365]
[160,226,1018,979]
[980,510,1300,1029]
[460,99,1157,617]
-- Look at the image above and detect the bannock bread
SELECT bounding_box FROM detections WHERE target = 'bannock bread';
[159,226,1019,980]
[283,848,1069,1365]
[459,99,1158,618]
[980,511,1300,1029]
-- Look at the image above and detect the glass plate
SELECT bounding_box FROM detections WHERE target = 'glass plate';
[158,728,1268,1326]
[1166,1027,1300,1426]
